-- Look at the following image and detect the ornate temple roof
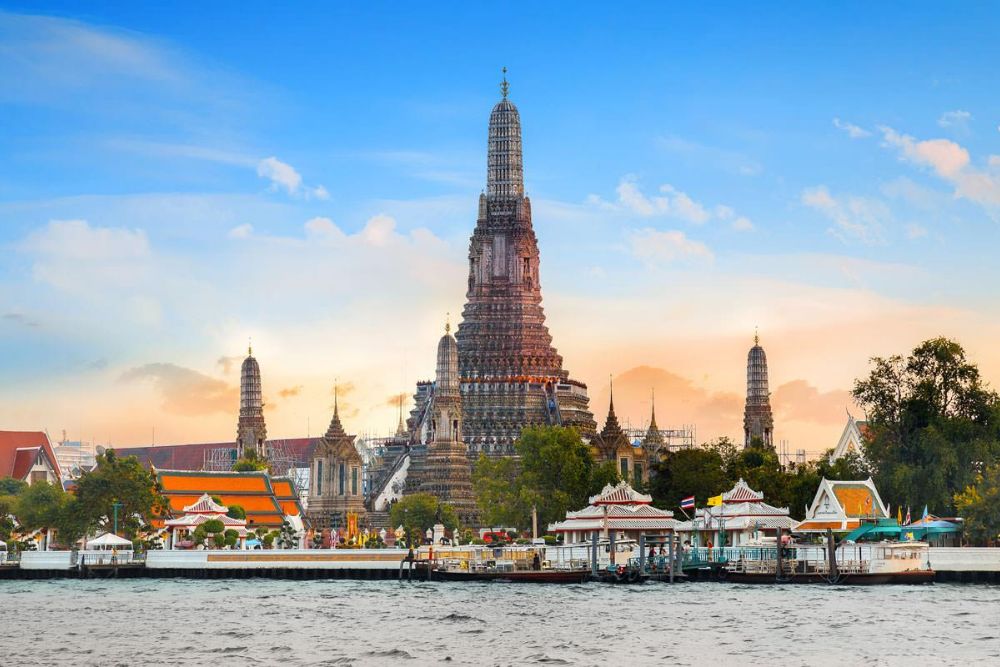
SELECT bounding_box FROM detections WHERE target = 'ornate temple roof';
[182,493,229,514]
[487,68,523,201]
[436,321,459,396]
[642,391,664,448]
[723,478,765,503]
[588,480,653,505]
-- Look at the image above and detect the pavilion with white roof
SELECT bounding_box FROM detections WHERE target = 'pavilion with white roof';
[164,493,250,549]
[675,478,795,547]
[547,481,678,544]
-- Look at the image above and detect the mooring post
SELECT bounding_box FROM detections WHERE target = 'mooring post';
[827,528,837,582]
[775,527,783,582]
[590,531,598,577]
[638,535,646,573]
[609,531,616,566]
[668,534,675,583]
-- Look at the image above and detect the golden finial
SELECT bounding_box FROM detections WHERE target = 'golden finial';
[754,326,759,346]
[445,312,451,334]
[501,67,509,99]
[248,336,252,356]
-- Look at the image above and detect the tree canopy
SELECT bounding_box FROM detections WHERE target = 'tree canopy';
[472,426,620,531]
[853,337,1000,515]
[954,463,1000,545]
[389,493,458,535]
[74,450,167,539]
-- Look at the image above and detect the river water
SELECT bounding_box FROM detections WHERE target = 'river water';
[1,579,997,666]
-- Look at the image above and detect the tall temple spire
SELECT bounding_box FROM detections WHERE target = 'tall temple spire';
[451,73,595,456]
[643,387,664,450]
[486,71,524,200]
[236,344,267,459]
[326,381,348,439]
[743,331,774,449]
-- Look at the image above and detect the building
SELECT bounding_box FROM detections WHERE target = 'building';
[591,383,650,485]
[548,481,677,544]
[676,478,795,547]
[450,71,595,456]
[306,392,366,530]
[236,344,268,459]
[417,323,479,526]
[829,413,870,463]
[794,477,889,533]
[52,433,97,479]
[156,469,304,534]
[163,493,250,549]
[743,331,774,448]
[0,430,62,484]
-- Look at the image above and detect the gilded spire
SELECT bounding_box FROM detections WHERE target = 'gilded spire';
[445,312,450,335]
[248,336,252,356]
[501,66,509,99]
[754,326,759,347]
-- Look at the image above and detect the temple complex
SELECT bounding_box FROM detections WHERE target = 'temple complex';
[548,481,677,544]
[236,344,268,459]
[591,382,650,485]
[451,70,595,456]
[743,332,774,448]
[676,478,794,547]
[417,323,479,526]
[306,391,367,530]
[155,469,304,532]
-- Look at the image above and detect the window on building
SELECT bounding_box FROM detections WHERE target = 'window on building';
[619,457,629,478]
[338,463,346,496]
[316,460,323,496]
[351,467,359,496]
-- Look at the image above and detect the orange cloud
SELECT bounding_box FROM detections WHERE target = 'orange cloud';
[119,363,237,416]
[278,385,303,398]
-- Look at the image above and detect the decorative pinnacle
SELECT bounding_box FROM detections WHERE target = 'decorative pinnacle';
[501,67,509,99]
[445,312,451,335]
[333,380,339,417]
[754,326,759,346]
[248,336,252,356]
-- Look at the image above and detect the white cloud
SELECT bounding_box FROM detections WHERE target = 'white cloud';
[905,224,928,239]
[257,156,303,195]
[801,186,887,245]
[23,219,149,260]
[732,216,754,232]
[304,217,344,240]
[256,156,328,200]
[938,110,972,130]
[833,117,871,139]
[879,126,1000,213]
[660,184,710,224]
[590,176,722,225]
[628,228,713,263]
[228,224,253,239]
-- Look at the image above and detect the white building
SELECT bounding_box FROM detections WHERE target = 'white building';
[795,477,889,533]
[829,413,870,464]
[548,481,678,544]
[675,478,795,547]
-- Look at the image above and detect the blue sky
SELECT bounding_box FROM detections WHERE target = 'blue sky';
[1,3,999,451]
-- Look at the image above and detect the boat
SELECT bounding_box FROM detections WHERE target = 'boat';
[700,538,934,584]
[428,545,591,583]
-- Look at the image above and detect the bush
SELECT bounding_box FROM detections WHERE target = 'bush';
[542,535,558,546]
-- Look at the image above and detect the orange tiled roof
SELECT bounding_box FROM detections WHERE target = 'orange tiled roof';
[156,470,297,529]
[834,486,878,517]
[0,431,62,480]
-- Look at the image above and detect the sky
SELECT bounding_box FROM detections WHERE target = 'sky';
[1,3,999,455]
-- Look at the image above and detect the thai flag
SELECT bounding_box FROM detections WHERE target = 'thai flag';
[680,496,695,510]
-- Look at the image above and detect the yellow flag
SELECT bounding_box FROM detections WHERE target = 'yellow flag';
[897,506,902,524]
[707,495,723,507]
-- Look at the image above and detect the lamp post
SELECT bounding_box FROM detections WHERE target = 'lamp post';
[112,501,124,536]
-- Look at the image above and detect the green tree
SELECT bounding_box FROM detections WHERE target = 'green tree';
[590,460,622,495]
[389,493,459,546]
[0,477,28,496]
[853,337,1000,514]
[648,446,728,512]
[14,482,89,547]
[74,450,167,539]
[226,504,246,520]
[515,426,597,529]
[233,450,269,472]
[472,455,529,528]
[954,464,1000,545]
